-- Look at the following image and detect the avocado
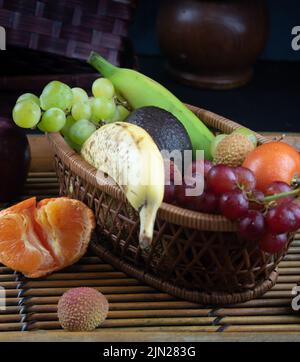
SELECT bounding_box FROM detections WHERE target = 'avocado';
[126,106,192,164]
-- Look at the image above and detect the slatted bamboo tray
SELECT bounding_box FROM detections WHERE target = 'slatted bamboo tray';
[1,165,300,341]
[0,135,300,342]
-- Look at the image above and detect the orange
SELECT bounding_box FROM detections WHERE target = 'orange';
[242,141,300,192]
[0,197,95,278]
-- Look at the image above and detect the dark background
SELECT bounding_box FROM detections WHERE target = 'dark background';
[127,0,300,133]
[1,0,300,133]
[130,0,300,61]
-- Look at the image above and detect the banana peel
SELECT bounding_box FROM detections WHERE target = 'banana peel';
[81,122,164,249]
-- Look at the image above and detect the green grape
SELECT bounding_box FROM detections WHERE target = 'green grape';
[117,105,130,121]
[109,108,120,123]
[40,81,73,112]
[72,87,89,104]
[17,93,40,106]
[91,97,116,123]
[39,108,66,132]
[71,101,92,121]
[37,121,47,132]
[108,105,130,124]
[12,100,41,128]
[61,115,76,137]
[69,119,96,146]
[64,136,82,153]
[92,78,115,99]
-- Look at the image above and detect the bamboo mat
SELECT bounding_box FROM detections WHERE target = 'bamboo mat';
[1,171,300,341]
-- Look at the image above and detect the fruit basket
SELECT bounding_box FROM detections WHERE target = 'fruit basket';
[48,105,294,305]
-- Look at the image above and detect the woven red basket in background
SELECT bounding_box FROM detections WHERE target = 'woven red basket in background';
[0,0,137,91]
[0,0,137,63]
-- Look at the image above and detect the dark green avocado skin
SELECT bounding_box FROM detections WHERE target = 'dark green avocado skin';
[126,106,192,157]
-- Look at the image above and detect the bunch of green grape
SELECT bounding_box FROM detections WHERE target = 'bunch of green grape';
[12,78,130,151]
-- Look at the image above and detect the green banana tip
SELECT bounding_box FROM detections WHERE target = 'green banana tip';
[87,51,98,65]
[87,51,116,77]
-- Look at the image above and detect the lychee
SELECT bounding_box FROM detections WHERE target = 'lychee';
[57,287,109,331]
[213,133,255,167]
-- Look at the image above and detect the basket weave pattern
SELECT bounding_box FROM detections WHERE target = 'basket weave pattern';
[1,0,137,64]
[49,106,293,304]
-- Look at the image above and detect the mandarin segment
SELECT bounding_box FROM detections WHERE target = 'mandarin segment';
[6,197,36,213]
[0,197,95,278]
[36,198,95,267]
[0,207,55,277]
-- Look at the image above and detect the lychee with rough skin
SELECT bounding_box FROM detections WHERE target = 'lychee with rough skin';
[57,287,109,331]
[213,133,255,167]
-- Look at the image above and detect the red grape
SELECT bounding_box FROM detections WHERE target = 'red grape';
[175,177,196,209]
[238,210,266,241]
[219,190,249,220]
[265,181,294,205]
[259,233,288,254]
[235,166,256,191]
[193,191,219,213]
[187,160,213,179]
[207,165,237,194]
[176,176,211,211]
[248,189,265,211]
[164,183,176,203]
[203,160,213,178]
[266,202,300,233]
[289,202,300,226]
[163,159,182,185]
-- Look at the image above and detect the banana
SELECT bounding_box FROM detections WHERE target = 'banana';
[81,122,164,250]
[88,52,215,160]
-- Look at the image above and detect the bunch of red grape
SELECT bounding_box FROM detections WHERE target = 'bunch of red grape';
[163,160,300,254]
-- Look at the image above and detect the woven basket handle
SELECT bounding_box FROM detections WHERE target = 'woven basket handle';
[187,104,268,145]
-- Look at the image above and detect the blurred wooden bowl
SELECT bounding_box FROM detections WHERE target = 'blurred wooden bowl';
[157,0,269,89]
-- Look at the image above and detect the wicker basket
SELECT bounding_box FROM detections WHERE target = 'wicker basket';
[0,0,137,91]
[1,0,137,64]
[48,105,293,305]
